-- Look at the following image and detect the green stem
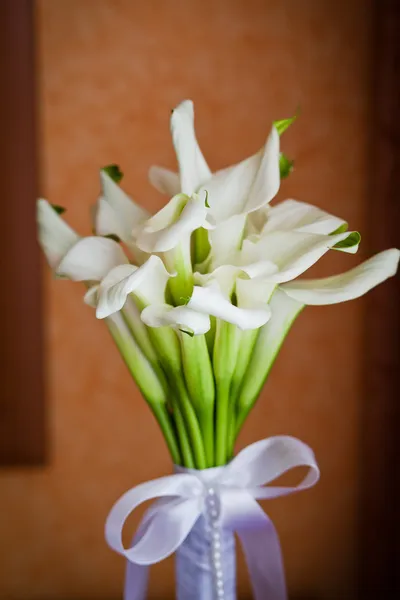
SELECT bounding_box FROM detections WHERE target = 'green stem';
[213,321,241,466]
[180,333,215,467]
[235,292,304,439]
[205,316,216,356]
[140,324,206,469]
[215,379,231,466]
[121,304,170,396]
[226,409,237,463]
[174,375,207,470]
[226,329,260,457]
[106,314,180,463]
[151,403,182,465]
[170,396,195,468]
[122,299,160,365]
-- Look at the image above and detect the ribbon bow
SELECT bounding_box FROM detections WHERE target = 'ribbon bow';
[105,436,319,600]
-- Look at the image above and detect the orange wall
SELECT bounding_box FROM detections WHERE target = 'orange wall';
[0,1,372,598]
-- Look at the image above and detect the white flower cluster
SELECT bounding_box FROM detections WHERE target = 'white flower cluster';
[38,100,399,467]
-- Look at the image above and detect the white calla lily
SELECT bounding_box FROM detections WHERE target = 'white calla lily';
[200,125,280,223]
[96,170,149,240]
[37,199,79,269]
[135,192,213,305]
[170,99,212,195]
[148,165,180,197]
[239,229,360,284]
[249,198,347,237]
[188,281,271,330]
[57,236,129,281]
[96,255,172,319]
[150,100,281,224]
[208,214,247,269]
[141,303,210,335]
[281,248,400,305]
[136,193,211,253]
[94,170,150,266]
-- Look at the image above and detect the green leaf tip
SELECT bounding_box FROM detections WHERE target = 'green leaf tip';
[279,153,294,179]
[51,204,66,215]
[204,190,210,208]
[102,164,123,183]
[274,109,300,136]
[179,327,194,337]
[334,231,361,250]
[331,223,349,235]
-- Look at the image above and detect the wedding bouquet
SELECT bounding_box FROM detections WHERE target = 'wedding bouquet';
[38,100,399,600]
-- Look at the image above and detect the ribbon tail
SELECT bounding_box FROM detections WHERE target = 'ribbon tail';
[235,499,287,600]
[124,561,149,600]
[122,501,163,600]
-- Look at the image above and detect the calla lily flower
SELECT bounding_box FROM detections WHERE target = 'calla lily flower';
[94,169,150,265]
[247,198,348,237]
[37,198,79,270]
[95,256,211,335]
[280,248,399,305]
[134,191,214,304]
[57,236,129,281]
[150,100,280,223]
[95,169,149,244]
[149,100,281,261]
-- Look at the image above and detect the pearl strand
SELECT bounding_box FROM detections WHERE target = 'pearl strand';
[206,487,225,600]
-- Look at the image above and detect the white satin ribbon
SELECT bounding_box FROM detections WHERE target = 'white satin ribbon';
[105,435,320,600]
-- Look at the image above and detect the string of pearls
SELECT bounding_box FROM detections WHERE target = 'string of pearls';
[205,486,225,600]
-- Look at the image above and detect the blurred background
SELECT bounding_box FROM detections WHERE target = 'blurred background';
[0,1,398,599]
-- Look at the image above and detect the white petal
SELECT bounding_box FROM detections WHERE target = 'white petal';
[208,214,247,268]
[94,196,127,241]
[95,188,150,265]
[57,236,129,281]
[194,266,239,297]
[96,255,171,318]
[245,206,269,235]
[188,284,271,330]
[240,230,358,283]
[201,126,280,223]
[83,285,99,308]
[148,166,180,196]
[171,100,211,195]
[235,277,277,308]
[195,262,278,297]
[281,248,400,305]
[141,303,210,335]
[137,194,208,253]
[100,170,149,239]
[37,199,79,269]
[245,126,280,213]
[262,199,347,235]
